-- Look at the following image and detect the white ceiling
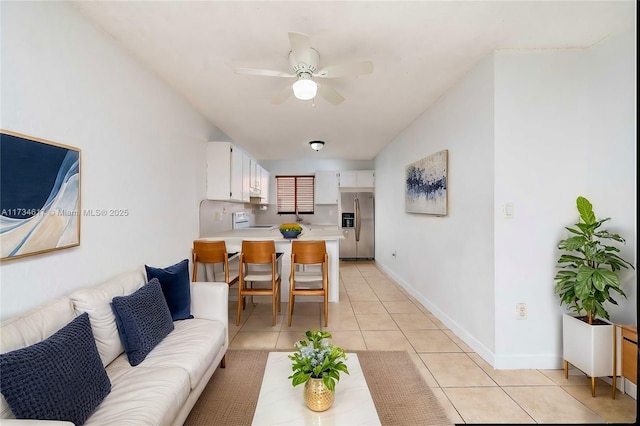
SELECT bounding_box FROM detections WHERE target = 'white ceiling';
[71,1,635,161]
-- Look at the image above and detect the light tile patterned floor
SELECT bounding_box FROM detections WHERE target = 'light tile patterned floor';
[227,261,637,424]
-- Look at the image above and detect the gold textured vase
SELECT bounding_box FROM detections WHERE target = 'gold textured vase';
[303,378,335,412]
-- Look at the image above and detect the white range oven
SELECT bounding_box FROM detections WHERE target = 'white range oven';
[232,212,274,230]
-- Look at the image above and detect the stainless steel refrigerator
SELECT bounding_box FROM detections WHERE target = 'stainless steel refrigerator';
[340,192,374,260]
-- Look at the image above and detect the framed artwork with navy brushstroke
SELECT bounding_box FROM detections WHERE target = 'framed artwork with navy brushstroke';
[1,130,81,261]
[405,149,448,215]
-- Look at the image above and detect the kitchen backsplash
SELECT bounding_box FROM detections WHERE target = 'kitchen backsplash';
[199,200,247,237]
[199,201,340,237]
[253,204,339,227]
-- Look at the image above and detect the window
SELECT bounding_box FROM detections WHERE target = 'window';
[276,175,314,214]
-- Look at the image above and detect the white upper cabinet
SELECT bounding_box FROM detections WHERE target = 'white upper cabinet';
[338,170,357,187]
[338,170,375,188]
[260,167,270,204]
[241,151,251,202]
[207,141,247,202]
[249,160,270,202]
[315,171,339,204]
[252,161,263,195]
[207,141,271,204]
[356,170,375,187]
[250,158,263,196]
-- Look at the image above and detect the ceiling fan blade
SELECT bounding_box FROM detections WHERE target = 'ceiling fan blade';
[234,67,294,78]
[315,61,373,78]
[271,85,292,105]
[317,83,345,105]
[288,32,311,65]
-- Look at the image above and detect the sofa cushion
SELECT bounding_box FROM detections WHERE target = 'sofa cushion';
[0,313,111,425]
[145,259,193,321]
[0,297,76,355]
[69,269,146,367]
[86,364,190,426]
[111,279,174,366]
[107,318,226,390]
[0,297,78,420]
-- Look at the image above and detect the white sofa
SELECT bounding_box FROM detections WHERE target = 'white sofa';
[0,268,229,425]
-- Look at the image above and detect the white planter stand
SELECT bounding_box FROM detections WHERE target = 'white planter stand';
[562,313,621,397]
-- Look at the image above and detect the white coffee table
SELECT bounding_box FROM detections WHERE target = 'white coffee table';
[252,352,381,425]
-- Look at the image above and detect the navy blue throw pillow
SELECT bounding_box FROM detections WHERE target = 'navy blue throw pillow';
[111,278,174,366]
[0,313,111,425]
[145,259,193,320]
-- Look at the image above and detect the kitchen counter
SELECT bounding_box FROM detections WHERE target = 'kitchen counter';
[203,225,342,241]
[198,226,343,303]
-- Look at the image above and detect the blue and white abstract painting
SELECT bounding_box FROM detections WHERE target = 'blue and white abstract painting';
[405,149,448,215]
[1,131,80,261]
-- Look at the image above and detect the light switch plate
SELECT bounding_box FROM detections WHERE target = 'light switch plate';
[516,303,527,320]
[503,203,514,219]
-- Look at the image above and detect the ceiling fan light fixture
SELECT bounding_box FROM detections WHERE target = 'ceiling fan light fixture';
[309,141,325,151]
[292,77,317,100]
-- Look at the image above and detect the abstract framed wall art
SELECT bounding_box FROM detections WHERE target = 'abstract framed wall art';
[405,149,448,216]
[1,130,81,261]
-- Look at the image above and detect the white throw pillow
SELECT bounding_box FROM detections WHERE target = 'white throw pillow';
[70,269,146,366]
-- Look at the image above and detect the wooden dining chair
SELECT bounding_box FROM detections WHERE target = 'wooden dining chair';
[237,240,282,326]
[192,240,239,288]
[288,240,329,327]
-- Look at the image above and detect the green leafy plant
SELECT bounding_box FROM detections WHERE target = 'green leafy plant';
[279,223,303,232]
[288,330,349,392]
[554,196,634,324]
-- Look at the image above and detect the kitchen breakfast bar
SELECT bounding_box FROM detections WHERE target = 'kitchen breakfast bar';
[198,226,344,303]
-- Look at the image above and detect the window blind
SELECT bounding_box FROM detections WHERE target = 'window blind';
[276,175,315,214]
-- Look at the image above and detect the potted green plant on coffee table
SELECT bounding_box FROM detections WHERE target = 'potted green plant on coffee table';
[288,330,349,411]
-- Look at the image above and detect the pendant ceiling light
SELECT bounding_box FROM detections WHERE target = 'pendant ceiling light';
[309,141,325,151]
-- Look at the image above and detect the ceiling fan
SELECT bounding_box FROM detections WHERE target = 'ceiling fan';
[233,32,373,105]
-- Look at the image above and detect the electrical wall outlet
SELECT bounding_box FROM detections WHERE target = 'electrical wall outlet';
[516,303,527,320]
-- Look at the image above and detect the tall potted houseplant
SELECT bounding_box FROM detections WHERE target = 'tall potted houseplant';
[554,196,634,396]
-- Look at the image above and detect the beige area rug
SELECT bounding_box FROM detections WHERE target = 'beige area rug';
[185,350,453,426]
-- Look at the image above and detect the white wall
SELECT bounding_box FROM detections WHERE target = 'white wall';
[493,49,594,368]
[0,1,226,320]
[375,24,636,369]
[584,26,637,325]
[375,55,497,362]
[493,25,636,368]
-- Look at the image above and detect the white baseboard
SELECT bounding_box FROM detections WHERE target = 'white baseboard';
[598,376,637,399]
[624,380,637,399]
